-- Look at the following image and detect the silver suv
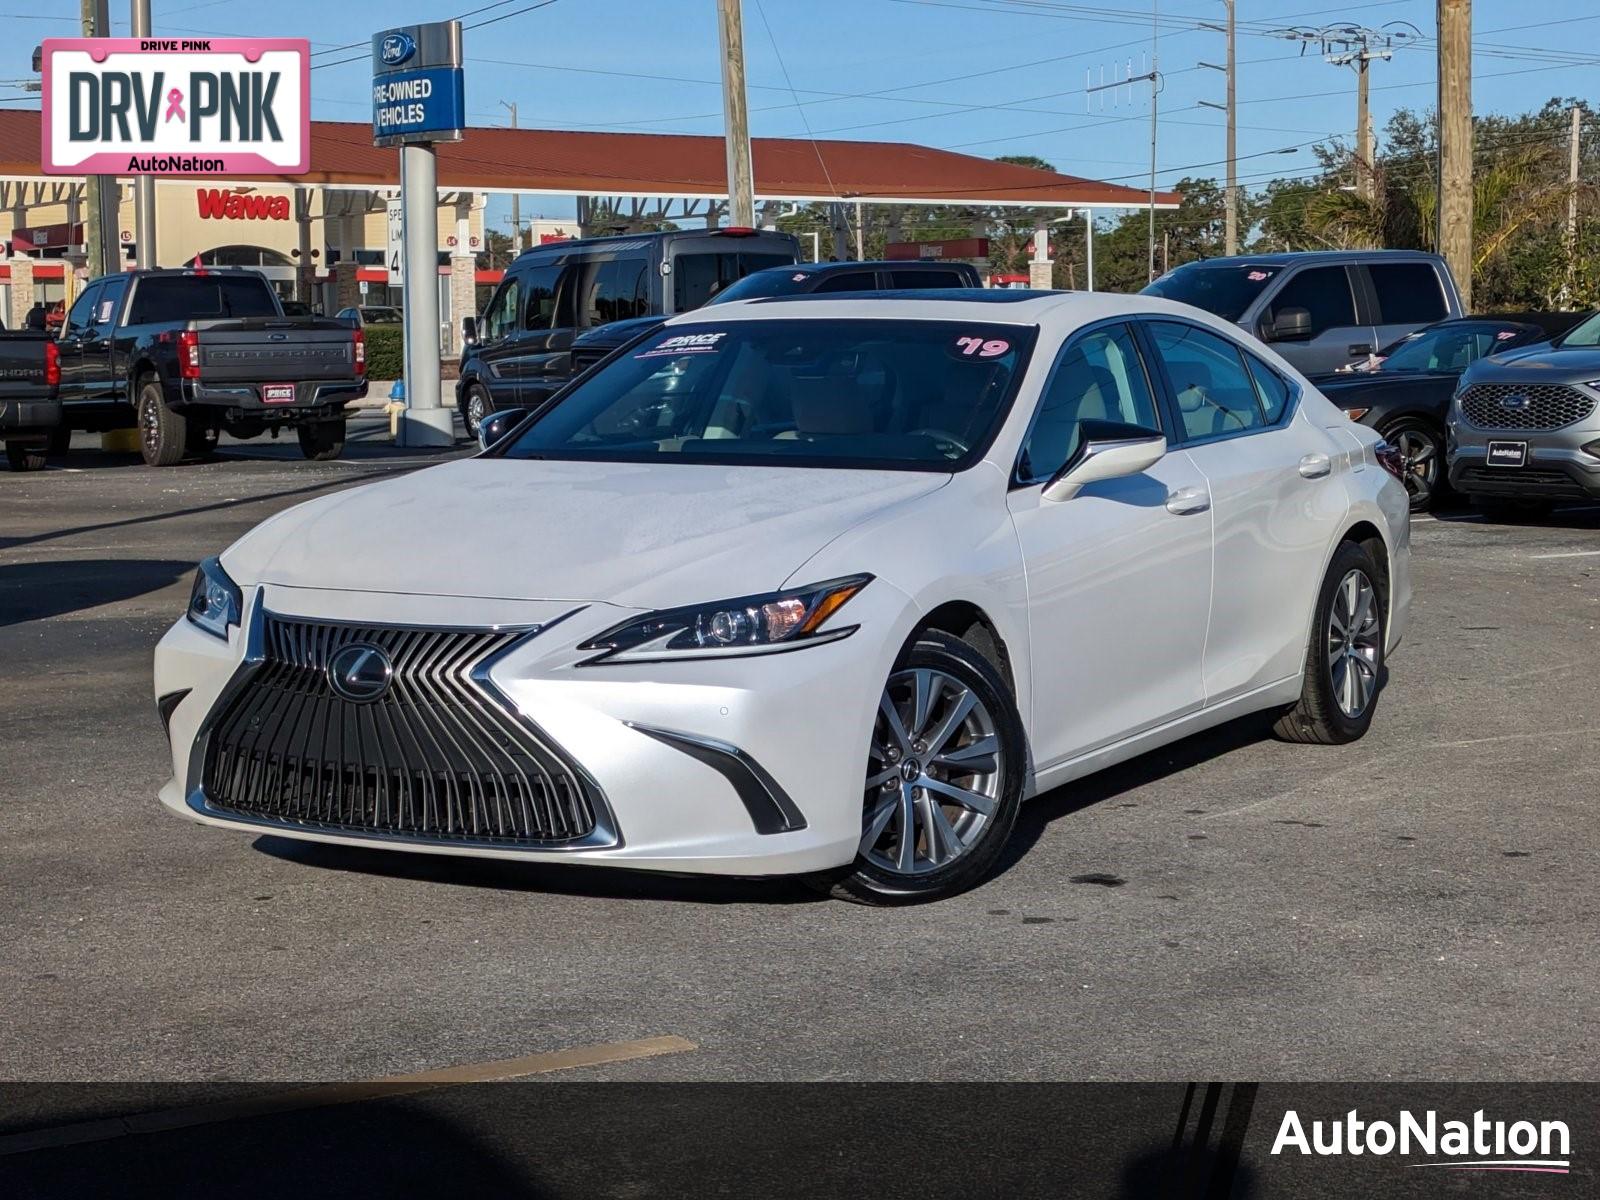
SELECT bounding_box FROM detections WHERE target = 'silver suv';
[1446,309,1600,513]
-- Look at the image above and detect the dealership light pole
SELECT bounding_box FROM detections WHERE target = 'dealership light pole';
[130,0,156,267]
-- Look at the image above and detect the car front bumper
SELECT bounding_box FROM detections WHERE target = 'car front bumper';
[154,583,907,876]
[1448,409,1600,500]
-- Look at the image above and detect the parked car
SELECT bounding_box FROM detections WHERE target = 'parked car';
[55,268,368,466]
[0,331,61,471]
[1313,312,1587,511]
[1142,250,1464,375]
[335,305,402,327]
[455,227,800,436]
[1446,308,1600,515]
[155,291,1411,904]
[562,259,987,390]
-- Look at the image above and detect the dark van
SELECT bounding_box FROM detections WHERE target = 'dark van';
[456,227,799,434]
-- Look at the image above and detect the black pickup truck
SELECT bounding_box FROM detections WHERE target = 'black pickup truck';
[55,268,367,466]
[0,331,61,471]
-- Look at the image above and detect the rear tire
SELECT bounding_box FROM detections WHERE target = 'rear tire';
[814,630,1025,905]
[1274,541,1386,746]
[137,378,187,467]
[297,418,346,461]
[5,441,47,471]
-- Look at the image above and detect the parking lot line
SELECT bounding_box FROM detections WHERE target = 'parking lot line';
[1528,549,1600,560]
[0,1035,696,1158]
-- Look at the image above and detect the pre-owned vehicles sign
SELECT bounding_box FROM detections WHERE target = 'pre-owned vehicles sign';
[41,38,309,176]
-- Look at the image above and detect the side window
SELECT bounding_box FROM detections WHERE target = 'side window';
[1268,267,1357,336]
[479,277,521,343]
[1019,323,1160,483]
[1368,263,1448,325]
[890,270,964,289]
[521,264,567,332]
[96,277,128,327]
[64,283,101,335]
[1243,353,1292,424]
[812,271,880,294]
[1149,321,1267,441]
[577,257,650,327]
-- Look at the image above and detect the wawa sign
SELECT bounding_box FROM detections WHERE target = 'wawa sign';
[41,38,309,176]
[196,188,290,221]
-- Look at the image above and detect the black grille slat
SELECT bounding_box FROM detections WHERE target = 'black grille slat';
[203,615,596,844]
[1459,383,1596,431]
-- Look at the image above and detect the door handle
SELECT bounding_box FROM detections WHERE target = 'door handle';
[1299,452,1332,479]
[1165,485,1211,515]
[1348,343,1373,356]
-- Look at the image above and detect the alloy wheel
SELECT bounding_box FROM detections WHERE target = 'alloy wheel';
[1327,569,1381,718]
[1392,428,1438,506]
[466,391,486,435]
[861,666,1004,876]
[140,394,161,459]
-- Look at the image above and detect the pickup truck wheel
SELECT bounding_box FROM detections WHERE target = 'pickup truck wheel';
[5,441,47,471]
[137,379,188,467]
[297,419,346,461]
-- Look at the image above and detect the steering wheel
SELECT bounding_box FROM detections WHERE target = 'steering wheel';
[907,428,970,455]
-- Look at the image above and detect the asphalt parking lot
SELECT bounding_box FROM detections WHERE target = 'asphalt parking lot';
[3,418,1598,1084]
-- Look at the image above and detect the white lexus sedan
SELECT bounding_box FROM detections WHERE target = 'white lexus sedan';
[155,292,1411,904]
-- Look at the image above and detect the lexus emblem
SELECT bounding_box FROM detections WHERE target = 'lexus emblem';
[326,643,393,703]
[1500,393,1531,411]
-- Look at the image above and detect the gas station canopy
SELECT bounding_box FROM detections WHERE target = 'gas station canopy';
[0,110,1178,210]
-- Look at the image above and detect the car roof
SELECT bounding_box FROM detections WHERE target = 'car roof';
[1173,249,1446,268]
[662,289,1220,327]
[752,260,974,275]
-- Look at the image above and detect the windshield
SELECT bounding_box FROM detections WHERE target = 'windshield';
[501,318,1037,471]
[1559,311,1600,347]
[1380,322,1528,372]
[709,268,818,304]
[1142,262,1281,321]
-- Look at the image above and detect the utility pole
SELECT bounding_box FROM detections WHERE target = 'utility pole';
[80,0,116,277]
[854,199,864,260]
[1437,0,1472,311]
[1199,1,1237,254]
[715,0,756,228]
[1564,104,1581,306]
[1355,52,1372,201]
[498,100,521,252]
[130,0,156,268]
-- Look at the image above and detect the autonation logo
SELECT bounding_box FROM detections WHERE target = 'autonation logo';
[1272,1109,1571,1175]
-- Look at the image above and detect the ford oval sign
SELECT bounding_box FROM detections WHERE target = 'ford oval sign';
[380,33,416,66]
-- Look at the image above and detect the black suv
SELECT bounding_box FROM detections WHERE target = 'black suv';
[455,227,800,436]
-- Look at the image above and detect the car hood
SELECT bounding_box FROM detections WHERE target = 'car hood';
[1466,344,1600,380]
[1312,370,1458,396]
[222,458,948,609]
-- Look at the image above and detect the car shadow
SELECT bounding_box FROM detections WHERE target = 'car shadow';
[993,710,1280,877]
[250,835,828,906]
[0,558,192,626]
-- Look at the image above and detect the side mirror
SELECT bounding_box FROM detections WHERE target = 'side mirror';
[1265,306,1312,342]
[1042,420,1167,502]
[478,406,531,450]
[461,316,478,346]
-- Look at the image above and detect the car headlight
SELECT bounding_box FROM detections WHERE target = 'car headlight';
[578,575,871,664]
[186,555,242,640]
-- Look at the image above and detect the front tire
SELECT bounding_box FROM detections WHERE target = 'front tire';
[819,631,1024,905]
[137,378,187,467]
[1274,541,1386,745]
[1380,417,1445,513]
[461,384,491,439]
[297,418,346,461]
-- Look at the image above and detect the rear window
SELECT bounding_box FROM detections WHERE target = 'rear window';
[672,249,796,312]
[1142,263,1280,322]
[1369,263,1447,325]
[128,275,280,323]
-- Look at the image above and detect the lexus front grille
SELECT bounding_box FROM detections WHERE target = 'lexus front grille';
[1458,383,1596,431]
[199,612,608,846]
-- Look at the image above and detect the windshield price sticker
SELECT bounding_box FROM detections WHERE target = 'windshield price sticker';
[952,335,1011,359]
[636,331,728,360]
[1496,330,1517,340]
[1246,269,1273,282]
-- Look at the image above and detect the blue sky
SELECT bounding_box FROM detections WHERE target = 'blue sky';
[8,0,1599,231]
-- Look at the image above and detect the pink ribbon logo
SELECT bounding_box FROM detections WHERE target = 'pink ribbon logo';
[164,88,185,123]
